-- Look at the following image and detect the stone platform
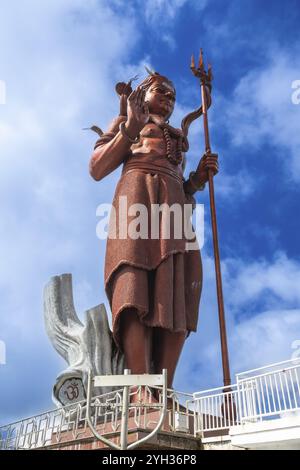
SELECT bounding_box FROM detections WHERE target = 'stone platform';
[43,408,201,450]
[45,428,201,451]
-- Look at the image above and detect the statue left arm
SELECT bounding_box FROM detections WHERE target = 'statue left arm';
[183,152,218,195]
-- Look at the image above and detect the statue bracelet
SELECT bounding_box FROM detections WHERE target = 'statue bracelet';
[119,121,140,143]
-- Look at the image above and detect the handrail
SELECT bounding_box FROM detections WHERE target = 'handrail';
[1,358,299,447]
[236,358,300,378]
[86,369,168,450]
[193,359,300,434]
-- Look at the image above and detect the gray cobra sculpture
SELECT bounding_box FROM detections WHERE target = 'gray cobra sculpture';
[44,273,124,407]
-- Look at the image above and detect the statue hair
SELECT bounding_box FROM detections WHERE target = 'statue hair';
[139,73,176,95]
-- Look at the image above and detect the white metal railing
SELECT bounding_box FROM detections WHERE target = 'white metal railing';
[237,358,300,423]
[193,358,300,435]
[86,370,169,450]
[193,384,239,434]
[0,386,194,450]
[1,358,299,447]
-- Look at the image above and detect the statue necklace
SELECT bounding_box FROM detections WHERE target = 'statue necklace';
[149,115,184,166]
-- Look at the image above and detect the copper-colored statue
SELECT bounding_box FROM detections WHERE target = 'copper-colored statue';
[89,68,218,395]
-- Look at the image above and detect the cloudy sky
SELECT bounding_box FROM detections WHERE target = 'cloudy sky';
[0,0,300,424]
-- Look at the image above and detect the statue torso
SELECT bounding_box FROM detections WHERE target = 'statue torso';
[127,122,184,177]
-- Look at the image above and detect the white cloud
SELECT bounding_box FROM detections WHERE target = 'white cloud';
[177,251,300,391]
[162,33,176,50]
[202,307,300,383]
[0,0,140,422]
[214,169,255,198]
[171,100,257,200]
[144,0,189,23]
[0,0,138,322]
[231,308,300,372]
[224,46,300,181]
[110,0,207,24]
[224,251,300,310]
[138,0,207,49]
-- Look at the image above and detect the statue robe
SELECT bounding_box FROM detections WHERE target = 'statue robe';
[90,115,202,350]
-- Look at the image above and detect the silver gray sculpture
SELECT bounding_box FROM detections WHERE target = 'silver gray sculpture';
[44,273,124,407]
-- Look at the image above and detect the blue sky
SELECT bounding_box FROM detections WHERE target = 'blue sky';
[0,0,300,424]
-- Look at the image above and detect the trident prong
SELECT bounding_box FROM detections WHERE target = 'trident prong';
[190,48,212,85]
[191,54,195,70]
[198,48,204,70]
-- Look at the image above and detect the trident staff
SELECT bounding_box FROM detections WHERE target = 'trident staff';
[191,49,232,389]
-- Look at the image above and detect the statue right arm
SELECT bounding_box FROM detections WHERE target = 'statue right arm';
[90,87,149,181]
[89,115,133,181]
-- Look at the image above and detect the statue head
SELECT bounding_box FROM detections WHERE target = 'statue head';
[139,72,176,120]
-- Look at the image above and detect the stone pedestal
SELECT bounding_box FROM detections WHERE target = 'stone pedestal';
[41,409,201,451]
[45,428,201,451]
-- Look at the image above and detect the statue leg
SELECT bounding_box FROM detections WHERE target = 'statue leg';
[120,307,152,373]
[119,308,154,404]
[152,328,186,389]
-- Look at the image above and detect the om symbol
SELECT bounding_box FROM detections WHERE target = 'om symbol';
[64,381,80,401]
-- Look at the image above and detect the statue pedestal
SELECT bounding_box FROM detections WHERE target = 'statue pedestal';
[44,410,200,450]
[42,273,200,450]
[47,428,201,451]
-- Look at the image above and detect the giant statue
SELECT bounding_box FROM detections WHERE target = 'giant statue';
[89,69,218,399]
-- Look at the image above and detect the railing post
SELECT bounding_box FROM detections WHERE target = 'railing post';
[120,369,130,450]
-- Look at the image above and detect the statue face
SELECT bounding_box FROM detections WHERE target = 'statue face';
[144,80,176,119]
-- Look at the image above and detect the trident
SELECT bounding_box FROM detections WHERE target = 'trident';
[191,50,232,391]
